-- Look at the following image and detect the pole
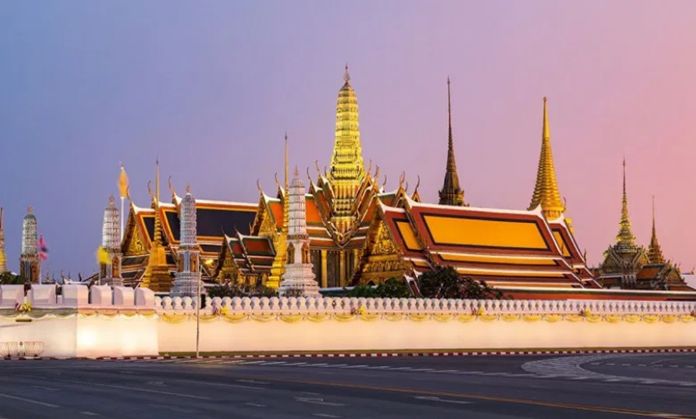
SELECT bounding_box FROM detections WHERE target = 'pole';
[195,262,201,359]
[120,197,125,242]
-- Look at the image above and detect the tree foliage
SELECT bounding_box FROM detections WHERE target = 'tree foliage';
[345,278,412,298]
[0,272,26,285]
[417,266,502,299]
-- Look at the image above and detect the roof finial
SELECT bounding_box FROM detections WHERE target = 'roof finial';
[438,76,466,206]
[284,132,289,192]
[616,157,636,248]
[648,194,665,263]
[344,63,350,84]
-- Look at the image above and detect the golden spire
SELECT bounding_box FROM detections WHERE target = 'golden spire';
[647,195,665,264]
[118,163,129,199]
[615,158,637,249]
[152,159,163,247]
[267,135,289,289]
[529,97,564,219]
[438,77,466,206]
[328,64,365,234]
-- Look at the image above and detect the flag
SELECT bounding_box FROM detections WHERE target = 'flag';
[96,246,110,265]
[119,164,129,199]
[38,235,48,261]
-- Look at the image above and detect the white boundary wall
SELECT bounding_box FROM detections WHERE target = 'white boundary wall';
[156,295,696,353]
[2,285,696,358]
[0,285,158,358]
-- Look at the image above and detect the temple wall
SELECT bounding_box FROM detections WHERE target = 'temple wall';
[156,296,696,353]
[0,285,158,358]
[2,285,696,358]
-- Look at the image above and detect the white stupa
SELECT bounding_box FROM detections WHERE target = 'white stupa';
[279,167,320,297]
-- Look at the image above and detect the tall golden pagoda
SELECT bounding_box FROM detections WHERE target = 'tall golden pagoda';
[438,78,466,206]
[529,97,564,219]
[327,65,366,234]
[615,159,638,251]
[140,161,173,292]
[266,136,290,289]
[647,196,665,264]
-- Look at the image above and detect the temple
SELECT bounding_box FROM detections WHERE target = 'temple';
[598,162,687,290]
[20,207,40,283]
[112,69,691,297]
[99,196,123,286]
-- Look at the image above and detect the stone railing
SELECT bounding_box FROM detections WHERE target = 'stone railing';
[0,341,44,358]
[154,296,696,316]
[0,284,156,310]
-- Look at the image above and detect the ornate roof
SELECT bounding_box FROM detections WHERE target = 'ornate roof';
[378,197,597,289]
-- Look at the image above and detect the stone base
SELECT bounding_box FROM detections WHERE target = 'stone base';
[279,264,320,297]
[171,272,203,298]
[103,277,124,287]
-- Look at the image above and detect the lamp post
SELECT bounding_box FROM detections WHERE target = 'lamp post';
[196,263,201,359]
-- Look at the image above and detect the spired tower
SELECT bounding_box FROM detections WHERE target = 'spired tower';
[438,78,466,206]
[328,65,366,234]
[279,167,320,297]
[100,195,123,286]
[647,196,665,264]
[141,162,173,291]
[0,208,6,273]
[171,187,202,297]
[20,207,40,283]
[529,97,565,219]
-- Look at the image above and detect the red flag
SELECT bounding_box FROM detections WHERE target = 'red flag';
[38,235,48,261]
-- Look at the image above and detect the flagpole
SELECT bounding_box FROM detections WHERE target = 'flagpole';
[120,197,125,242]
[196,262,201,359]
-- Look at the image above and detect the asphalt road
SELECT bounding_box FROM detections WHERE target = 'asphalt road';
[0,353,695,418]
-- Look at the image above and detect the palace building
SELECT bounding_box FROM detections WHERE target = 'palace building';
[115,68,689,295]
[598,162,688,291]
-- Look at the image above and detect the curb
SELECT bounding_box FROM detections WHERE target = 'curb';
[4,347,696,361]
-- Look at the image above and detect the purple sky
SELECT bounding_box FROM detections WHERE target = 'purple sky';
[2,1,696,276]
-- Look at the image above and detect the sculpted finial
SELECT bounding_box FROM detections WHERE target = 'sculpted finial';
[344,63,350,84]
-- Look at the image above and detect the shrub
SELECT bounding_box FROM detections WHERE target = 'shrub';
[417,266,502,299]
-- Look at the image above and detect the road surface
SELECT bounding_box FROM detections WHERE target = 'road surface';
[0,353,694,418]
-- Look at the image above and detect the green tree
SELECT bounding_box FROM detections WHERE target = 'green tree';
[417,266,502,299]
[345,278,413,298]
[0,272,25,285]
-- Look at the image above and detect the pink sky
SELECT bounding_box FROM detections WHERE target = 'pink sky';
[1,1,696,274]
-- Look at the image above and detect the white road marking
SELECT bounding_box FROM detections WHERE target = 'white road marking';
[261,361,287,365]
[414,396,472,405]
[312,414,341,418]
[31,385,58,391]
[244,402,266,407]
[0,392,59,408]
[295,397,345,407]
[237,379,268,385]
[80,411,99,416]
[63,381,212,400]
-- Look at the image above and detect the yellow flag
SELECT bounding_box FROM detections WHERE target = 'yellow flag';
[97,247,110,265]
[118,164,129,199]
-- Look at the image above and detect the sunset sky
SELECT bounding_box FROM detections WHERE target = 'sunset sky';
[2,1,696,276]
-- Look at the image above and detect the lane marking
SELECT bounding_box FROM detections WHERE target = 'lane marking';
[244,402,266,407]
[312,414,340,418]
[414,395,472,405]
[237,379,268,385]
[295,397,345,407]
[231,374,696,418]
[80,411,99,416]
[0,392,60,408]
[60,381,212,400]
